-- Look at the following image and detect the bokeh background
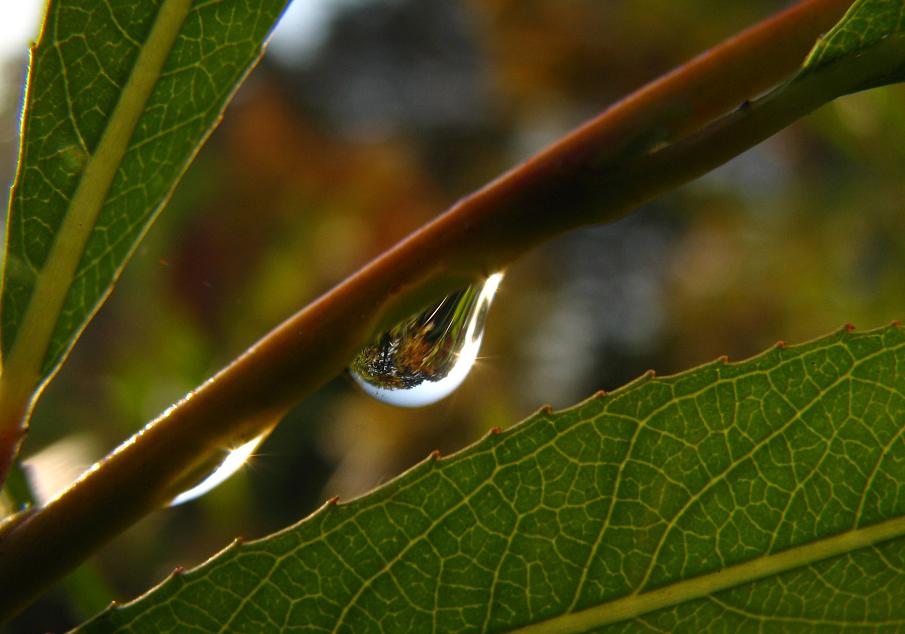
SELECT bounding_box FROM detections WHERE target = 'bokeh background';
[2,0,904,630]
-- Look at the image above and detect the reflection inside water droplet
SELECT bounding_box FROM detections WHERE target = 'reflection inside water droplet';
[349,272,503,407]
[169,433,267,507]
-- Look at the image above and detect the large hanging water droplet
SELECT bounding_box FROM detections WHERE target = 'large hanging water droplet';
[169,432,267,507]
[349,272,504,407]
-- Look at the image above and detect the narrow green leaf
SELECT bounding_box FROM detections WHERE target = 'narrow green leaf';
[78,325,905,632]
[0,0,287,411]
[802,0,905,87]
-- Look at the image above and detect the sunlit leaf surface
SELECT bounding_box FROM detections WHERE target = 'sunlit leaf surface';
[79,325,905,632]
[804,0,905,80]
[0,0,286,396]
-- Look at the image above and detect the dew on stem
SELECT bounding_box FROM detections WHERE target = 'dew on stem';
[169,432,267,506]
[349,273,504,408]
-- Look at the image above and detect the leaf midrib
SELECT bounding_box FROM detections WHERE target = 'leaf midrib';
[0,0,191,411]
[508,513,905,633]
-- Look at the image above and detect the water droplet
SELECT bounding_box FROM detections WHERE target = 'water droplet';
[169,432,267,507]
[349,272,503,407]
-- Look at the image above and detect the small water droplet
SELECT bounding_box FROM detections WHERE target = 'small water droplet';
[169,432,267,507]
[349,272,503,407]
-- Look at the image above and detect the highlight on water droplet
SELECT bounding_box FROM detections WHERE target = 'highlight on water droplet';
[349,272,504,408]
[169,432,267,507]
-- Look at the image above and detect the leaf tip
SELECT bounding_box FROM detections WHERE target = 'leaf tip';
[328,495,341,506]
[430,449,442,461]
[593,389,608,399]
[844,322,856,333]
[775,340,787,349]
[892,319,901,328]
[489,426,502,436]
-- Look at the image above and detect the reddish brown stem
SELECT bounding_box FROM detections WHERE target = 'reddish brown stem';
[0,0,855,621]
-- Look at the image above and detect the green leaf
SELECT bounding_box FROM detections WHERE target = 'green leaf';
[0,0,287,410]
[802,0,905,87]
[78,325,905,632]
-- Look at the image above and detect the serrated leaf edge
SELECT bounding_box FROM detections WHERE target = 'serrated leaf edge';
[78,322,905,632]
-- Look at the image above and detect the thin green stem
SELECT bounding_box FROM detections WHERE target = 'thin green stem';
[0,0,861,621]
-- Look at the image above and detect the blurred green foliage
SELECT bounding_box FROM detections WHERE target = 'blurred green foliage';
[2,0,903,630]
